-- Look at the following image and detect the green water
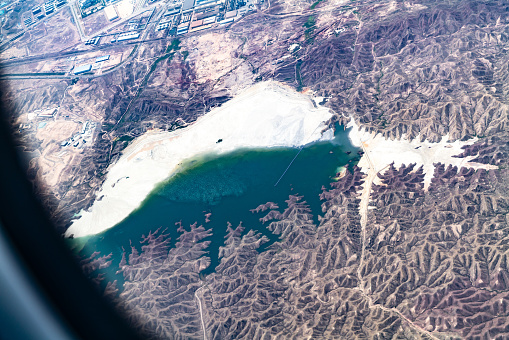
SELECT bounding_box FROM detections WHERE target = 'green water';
[75,125,359,285]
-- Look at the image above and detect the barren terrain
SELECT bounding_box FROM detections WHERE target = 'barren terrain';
[2,0,509,338]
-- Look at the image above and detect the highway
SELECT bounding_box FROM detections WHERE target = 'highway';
[0,36,164,68]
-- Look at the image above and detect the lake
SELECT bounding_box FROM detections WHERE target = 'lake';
[73,124,359,285]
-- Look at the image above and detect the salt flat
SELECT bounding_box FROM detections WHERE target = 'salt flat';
[65,81,334,238]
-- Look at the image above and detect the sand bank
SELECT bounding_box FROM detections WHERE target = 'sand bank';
[65,81,333,238]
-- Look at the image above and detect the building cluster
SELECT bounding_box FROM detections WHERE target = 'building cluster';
[157,0,256,35]
[36,107,59,118]
[19,0,258,42]
[85,36,101,45]
[60,121,97,148]
[16,0,258,74]
[23,107,56,122]
[75,0,257,56]
[23,0,67,28]
[96,54,110,62]
[18,106,58,131]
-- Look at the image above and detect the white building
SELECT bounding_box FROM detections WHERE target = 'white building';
[104,5,118,20]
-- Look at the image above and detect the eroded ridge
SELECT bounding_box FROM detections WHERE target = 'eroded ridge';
[115,225,211,339]
[83,156,509,339]
[362,163,509,338]
[89,168,432,338]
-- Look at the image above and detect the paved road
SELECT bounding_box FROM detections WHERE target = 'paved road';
[69,1,87,41]
[350,131,440,340]
[195,286,208,340]
[0,36,165,70]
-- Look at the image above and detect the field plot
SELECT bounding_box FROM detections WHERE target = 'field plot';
[82,9,111,36]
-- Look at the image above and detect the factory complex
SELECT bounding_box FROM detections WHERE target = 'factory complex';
[22,0,67,28]
[159,0,257,35]
[80,0,258,48]
[60,121,98,148]
[17,0,258,52]
[9,0,260,80]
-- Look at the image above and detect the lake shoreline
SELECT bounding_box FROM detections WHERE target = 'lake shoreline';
[65,81,335,238]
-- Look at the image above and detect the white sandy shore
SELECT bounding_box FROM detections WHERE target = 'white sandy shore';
[346,118,498,229]
[65,81,334,238]
[346,118,497,189]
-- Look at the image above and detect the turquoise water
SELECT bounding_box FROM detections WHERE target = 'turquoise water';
[75,125,359,285]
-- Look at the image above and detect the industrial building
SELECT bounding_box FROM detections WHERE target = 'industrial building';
[38,107,58,118]
[96,55,110,62]
[195,0,221,8]
[219,17,234,25]
[116,32,140,41]
[195,6,219,19]
[203,16,216,24]
[80,121,89,134]
[55,0,66,9]
[74,64,92,75]
[190,22,212,32]
[189,19,203,29]
[176,21,189,35]
[44,2,54,15]
[224,9,237,18]
[156,22,171,31]
[24,17,34,26]
[164,7,180,16]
